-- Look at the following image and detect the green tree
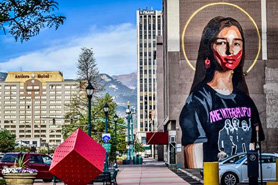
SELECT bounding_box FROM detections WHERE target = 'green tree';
[0,0,65,42]
[77,47,103,93]
[14,146,31,152]
[0,130,16,152]
[62,47,127,163]
[62,93,127,161]
[62,47,102,139]
[134,140,145,153]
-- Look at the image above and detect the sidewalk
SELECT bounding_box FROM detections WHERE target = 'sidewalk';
[33,158,190,185]
[116,158,190,185]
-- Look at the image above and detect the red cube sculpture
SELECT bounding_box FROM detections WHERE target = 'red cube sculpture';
[49,128,106,185]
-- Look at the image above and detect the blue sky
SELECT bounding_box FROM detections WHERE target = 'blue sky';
[0,0,162,79]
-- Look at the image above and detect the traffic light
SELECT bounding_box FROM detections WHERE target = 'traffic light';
[53,118,56,125]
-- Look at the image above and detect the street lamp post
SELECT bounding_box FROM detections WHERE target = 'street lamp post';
[113,114,118,168]
[103,103,109,172]
[130,121,134,160]
[86,82,94,137]
[126,101,131,161]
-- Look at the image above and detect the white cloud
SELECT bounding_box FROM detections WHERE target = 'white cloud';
[0,23,137,79]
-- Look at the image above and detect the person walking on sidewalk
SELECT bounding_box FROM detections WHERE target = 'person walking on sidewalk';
[218,148,228,161]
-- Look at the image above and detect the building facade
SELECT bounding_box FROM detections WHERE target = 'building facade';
[157,0,278,167]
[136,8,162,153]
[0,71,80,147]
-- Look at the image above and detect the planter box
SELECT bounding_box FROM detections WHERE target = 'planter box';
[4,173,37,185]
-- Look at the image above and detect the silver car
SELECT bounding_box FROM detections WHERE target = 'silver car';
[219,152,278,185]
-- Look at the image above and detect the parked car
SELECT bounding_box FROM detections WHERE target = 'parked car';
[200,152,278,185]
[0,152,53,182]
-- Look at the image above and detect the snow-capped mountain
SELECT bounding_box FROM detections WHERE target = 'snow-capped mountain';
[112,72,137,90]
[100,73,137,117]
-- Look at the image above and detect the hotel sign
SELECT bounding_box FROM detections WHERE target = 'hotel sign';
[15,74,29,78]
[140,10,155,15]
[37,74,49,78]
[15,74,50,78]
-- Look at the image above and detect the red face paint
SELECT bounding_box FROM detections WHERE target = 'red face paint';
[214,50,242,70]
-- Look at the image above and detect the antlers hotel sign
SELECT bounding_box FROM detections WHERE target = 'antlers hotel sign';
[15,74,50,78]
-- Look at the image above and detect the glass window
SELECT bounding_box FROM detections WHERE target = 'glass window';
[141,137,146,144]
[223,154,246,164]
[1,154,18,163]
[261,155,277,163]
[42,155,52,165]
[29,155,43,164]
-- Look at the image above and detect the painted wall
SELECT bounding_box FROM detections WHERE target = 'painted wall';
[157,0,278,168]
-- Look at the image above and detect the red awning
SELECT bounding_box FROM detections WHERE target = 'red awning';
[146,131,168,145]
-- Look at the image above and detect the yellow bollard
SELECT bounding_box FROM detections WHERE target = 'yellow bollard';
[204,162,219,185]
[277,158,278,182]
[266,182,278,185]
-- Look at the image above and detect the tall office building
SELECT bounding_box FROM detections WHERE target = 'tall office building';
[136,8,162,150]
[0,71,80,147]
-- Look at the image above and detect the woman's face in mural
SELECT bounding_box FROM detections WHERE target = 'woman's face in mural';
[212,26,243,71]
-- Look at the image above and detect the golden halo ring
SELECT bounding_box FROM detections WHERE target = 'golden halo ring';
[181,2,261,73]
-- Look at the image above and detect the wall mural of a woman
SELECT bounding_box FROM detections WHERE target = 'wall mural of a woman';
[179,16,265,168]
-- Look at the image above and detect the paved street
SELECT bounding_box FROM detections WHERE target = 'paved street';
[33,158,190,185]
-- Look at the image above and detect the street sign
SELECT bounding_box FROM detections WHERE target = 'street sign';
[102,133,111,143]
[102,143,111,153]
[176,144,182,152]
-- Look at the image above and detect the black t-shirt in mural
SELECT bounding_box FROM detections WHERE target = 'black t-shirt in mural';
[179,83,265,162]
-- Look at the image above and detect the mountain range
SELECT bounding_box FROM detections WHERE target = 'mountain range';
[112,72,137,90]
[100,73,137,117]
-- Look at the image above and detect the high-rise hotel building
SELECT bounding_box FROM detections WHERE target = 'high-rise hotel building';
[136,8,162,145]
[0,71,80,147]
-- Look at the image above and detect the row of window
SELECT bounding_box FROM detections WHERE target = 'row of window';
[2,119,62,124]
[140,78,156,84]
[2,105,64,110]
[140,96,156,101]
[140,87,156,92]
[3,93,73,98]
[139,34,157,39]
[139,42,157,48]
[139,104,156,110]
[140,51,155,57]
[139,23,161,30]
[140,61,156,66]
[139,69,156,74]
[139,23,161,31]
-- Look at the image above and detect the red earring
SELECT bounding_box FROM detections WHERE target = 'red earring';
[205,58,210,69]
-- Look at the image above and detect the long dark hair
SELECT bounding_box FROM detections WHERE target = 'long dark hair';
[190,16,249,95]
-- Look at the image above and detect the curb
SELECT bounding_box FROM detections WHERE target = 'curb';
[178,168,204,184]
